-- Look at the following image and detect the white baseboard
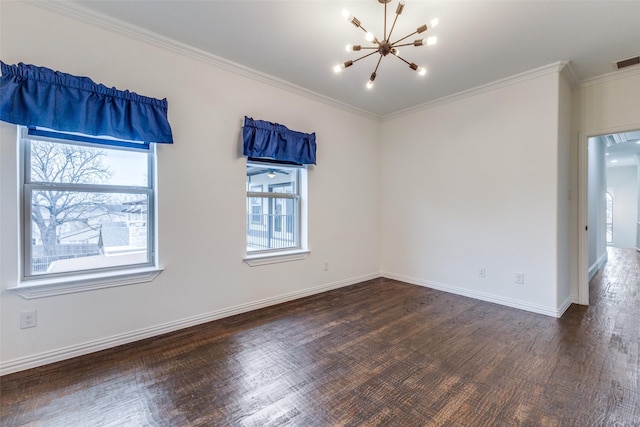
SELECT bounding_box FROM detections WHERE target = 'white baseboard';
[0,272,380,376]
[588,251,608,281]
[382,271,567,318]
[557,296,573,317]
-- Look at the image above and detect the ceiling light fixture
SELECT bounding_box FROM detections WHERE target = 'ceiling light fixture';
[334,0,438,89]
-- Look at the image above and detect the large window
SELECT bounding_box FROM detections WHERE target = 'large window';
[246,161,304,253]
[21,128,155,279]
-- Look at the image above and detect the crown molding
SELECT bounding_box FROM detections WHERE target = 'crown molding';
[27,1,381,122]
[383,61,570,121]
[579,65,640,88]
[559,61,579,87]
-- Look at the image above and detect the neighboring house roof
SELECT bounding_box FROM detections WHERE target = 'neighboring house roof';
[59,222,130,248]
[122,200,147,214]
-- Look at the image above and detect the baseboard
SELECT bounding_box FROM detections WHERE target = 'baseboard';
[0,272,380,376]
[556,296,573,317]
[382,272,565,318]
[588,251,608,281]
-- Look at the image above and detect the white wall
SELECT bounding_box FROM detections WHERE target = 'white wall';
[607,165,639,248]
[0,2,380,373]
[578,71,640,134]
[587,136,607,276]
[380,70,566,316]
[556,73,573,309]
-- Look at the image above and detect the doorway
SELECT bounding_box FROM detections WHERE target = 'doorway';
[579,129,640,304]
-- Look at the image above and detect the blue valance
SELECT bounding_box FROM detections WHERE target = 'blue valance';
[243,116,316,165]
[0,61,173,144]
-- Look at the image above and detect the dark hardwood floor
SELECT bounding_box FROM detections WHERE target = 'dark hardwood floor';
[1,248,639,426]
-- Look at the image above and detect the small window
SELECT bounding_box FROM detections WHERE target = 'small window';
[21,128,155,279]
[246,161,304,253]
[606,192,613,245]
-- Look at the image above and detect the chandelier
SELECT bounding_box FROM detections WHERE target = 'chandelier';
[334,0,438,89]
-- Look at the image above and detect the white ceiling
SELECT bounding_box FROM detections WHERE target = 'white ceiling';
[67,0,640,117]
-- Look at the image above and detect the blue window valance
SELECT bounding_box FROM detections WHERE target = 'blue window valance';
[0,61,173,145]
[243,116,316,165]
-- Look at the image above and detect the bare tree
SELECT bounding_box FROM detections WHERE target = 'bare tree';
[30,141,112,256]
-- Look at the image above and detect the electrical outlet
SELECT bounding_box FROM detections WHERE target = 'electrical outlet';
[324,261,329,271]
[20,310,37,329]
[478,268,486,278]
[515,272,525,285]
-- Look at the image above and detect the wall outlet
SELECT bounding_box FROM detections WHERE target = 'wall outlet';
[323,261,329,271]
[515,272,525,284]
[478,267,486,278]
[20,310,37,329]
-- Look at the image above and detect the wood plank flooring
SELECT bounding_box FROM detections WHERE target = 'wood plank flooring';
[1,247,639,426]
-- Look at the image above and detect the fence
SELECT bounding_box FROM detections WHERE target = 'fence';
[32,249,101,273]
[247,213,296,251]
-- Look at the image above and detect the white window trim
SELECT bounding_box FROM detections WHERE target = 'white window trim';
[244,249,310,266]
[11,127,162,298]
[245,160,309,261]
[9,267,164,299]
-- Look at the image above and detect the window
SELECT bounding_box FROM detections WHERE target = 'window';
[606,191,613,245]
[246,161,305,254]
[20,128,155,280]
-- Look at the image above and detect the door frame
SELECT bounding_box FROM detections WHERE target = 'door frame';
[578,123,640,305]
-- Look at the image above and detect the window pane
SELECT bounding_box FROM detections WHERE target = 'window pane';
[29,190,149,275]
[30,140,149,187]
[246,197,297,252]
[246,164,298,194]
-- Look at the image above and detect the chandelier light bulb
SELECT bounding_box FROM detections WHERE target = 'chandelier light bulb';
[346,44,353,52]
[366,80,374,89]
[427,36,438,46]
[341,9,351,20]
[333,64,343,73]
[430,18,439,28]
[365,32,375,42]
[418,67,427,76]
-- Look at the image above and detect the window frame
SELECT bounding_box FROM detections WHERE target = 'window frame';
[12,127,162,297]
[244,160,309,265]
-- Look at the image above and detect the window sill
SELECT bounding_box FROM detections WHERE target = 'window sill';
[8,267,164,299]
[244,250,310,266]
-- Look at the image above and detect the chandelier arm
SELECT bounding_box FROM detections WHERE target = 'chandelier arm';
[391,30,420,46]
[384,2,388,40]
[356,23,381,44]
[393,42,422,48]
[387,12,401,42]
[350,50,381,64]
[357,24,370,34]
[392,53,412,66]
[372,54,384,76]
